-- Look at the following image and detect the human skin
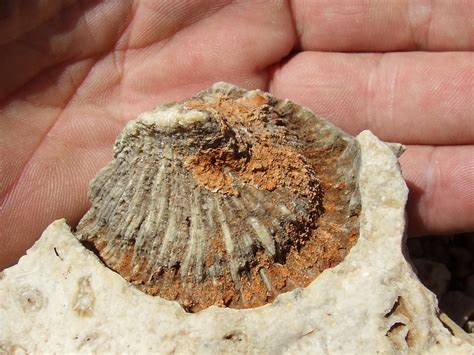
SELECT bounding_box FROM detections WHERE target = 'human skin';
[0,0,473,269]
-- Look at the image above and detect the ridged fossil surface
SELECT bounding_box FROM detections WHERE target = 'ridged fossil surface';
[76,82,361,312]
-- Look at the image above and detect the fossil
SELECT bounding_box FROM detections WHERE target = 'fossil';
[76,82,361,312]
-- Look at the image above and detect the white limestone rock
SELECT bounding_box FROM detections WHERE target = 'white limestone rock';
[1,130,472,354]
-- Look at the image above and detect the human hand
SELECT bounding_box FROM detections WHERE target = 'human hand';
[1,1,472,269]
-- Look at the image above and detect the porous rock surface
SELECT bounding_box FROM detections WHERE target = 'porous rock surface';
[1,128,472,353]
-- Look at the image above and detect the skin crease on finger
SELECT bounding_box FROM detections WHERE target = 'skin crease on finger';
[0,0,473,269]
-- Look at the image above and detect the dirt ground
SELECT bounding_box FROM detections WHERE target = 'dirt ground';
[408,232,474,334]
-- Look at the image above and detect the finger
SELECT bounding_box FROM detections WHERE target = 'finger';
[0,0,75,45]
[48,0,296,119]
[400,145,474,236]
[0,1,132,100]
[0,1,297,106]
[270,51,474,145]
[291,0,474,51]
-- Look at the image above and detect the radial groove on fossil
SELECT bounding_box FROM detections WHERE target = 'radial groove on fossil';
[76,82,361,312]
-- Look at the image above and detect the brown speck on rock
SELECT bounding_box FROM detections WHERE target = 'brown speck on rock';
[72,276,95,317]
[18,286,46,313]
[75,82,361,312]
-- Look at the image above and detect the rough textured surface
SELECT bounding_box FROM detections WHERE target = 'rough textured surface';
[0,129,472,353]
[76,83,361,312]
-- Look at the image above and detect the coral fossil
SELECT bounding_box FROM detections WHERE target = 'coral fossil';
[76,83,361,312]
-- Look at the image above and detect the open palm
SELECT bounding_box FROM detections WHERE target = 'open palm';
[1,1,473,269]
